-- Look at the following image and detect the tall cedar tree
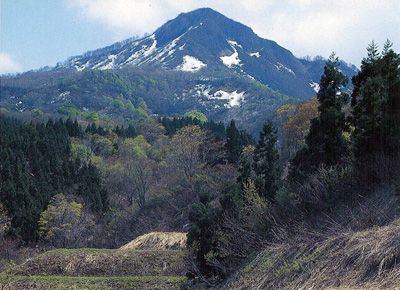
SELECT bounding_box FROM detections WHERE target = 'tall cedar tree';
[252,121,281,201]
[351,41,400,163]
[226,120,242,164]
[187,192,218,275]
[290,54,349,180]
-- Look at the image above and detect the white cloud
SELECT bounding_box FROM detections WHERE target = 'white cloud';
[66,0,400,65]
[0,53,22,74]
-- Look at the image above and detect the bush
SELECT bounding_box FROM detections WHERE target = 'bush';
[0,203,10,240]
[292,164,355,213]
[38,194,95,248]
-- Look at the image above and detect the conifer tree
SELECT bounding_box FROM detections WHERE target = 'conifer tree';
[253,121,281,201]
[290,53,349,180]
[237,145,255,189]
[225,120,241,164]
[187,192,217,274]
[351,41,400,162]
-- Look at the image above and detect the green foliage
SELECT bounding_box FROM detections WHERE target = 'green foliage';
[219,182,244,212]
[84,111,100,122]
[121,135,151,159]
[226,120,242,164]
[160,116,226,140]
[0,204,10,240]
[114,124,137,138]
[290,54,349,180]
[65,118,83,137]
[38,194,94,247]
[57,104,81,117]
[253,121,281,201]
[351,41,400,168]
[237,145,255,188]
[0,116,108,241]
[91,134,114,156]
[243,179,268,209]
[225,120,256,165]
[70,142,94,166]
[184,110,208,123]
[187,192,218,274]
[0,275,186,290]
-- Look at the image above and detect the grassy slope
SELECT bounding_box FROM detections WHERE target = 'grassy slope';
[222,188,400,290]
[1,232,188,289]
[7,248,186,276]
[0,275,185,290]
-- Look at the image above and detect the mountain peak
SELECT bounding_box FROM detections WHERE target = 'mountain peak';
[181,7,222,18]
[154,7,236,47]
[60,8,357,99]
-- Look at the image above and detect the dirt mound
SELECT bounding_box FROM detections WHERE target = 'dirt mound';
[120,232,187,251]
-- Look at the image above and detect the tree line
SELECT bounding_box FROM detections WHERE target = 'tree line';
[187,41,400,279]
[0,117,107,241]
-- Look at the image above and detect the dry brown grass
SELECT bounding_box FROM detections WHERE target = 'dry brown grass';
[119,232,187,251]
[222,186,400,290]
[6,248,187,277]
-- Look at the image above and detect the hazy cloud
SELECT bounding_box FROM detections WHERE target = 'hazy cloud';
[66,0,400,65]
[0,53,22,74]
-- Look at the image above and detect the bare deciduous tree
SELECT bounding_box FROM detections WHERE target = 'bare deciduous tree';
[169,125,206,180]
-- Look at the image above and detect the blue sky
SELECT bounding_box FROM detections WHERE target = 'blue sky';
[1,0,117,72]
[1,0,399,73]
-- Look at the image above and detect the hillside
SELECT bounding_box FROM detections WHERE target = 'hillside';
[0,4,398,290]
[0,8,357,136]
[0,68,292,136]
[59,8,357,100]
[222,188,400,289]
[0,232,188,290]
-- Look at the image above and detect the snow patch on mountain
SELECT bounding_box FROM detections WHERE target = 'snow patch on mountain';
[274,62,295,76]
[228,40,242,49]
[75,61,90,71]
[309,81,320,93]
[96,54,117,70]
[188,84,245,108]
[177,56,207,72]
[250,52,260,58]
[209,90,245,108]
[192,84,213,97]
[124,34,157,66]
[220,40,242,68]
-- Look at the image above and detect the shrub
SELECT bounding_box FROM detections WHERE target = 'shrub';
[294,164,355,213]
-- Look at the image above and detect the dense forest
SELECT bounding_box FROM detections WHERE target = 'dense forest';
[0,41,399,288]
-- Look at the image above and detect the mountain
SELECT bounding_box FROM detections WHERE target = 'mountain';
[0,8,358,135]
[60,8,357,100]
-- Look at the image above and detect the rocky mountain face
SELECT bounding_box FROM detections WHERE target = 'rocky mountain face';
[60,8,357,100]
[1,8,358,135]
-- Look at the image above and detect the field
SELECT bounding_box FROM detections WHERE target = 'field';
[0,232,188,290]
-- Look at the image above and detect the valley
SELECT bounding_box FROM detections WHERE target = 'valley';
[0,5,399,290]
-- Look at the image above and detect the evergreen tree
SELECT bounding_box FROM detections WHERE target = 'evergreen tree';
[187,192,218,274]
[0,116,108,241]
[125,124,137,138]
[237,145,255,189]
[253,121,281,201]
[290,53,349,180]
[351,41,400,163]
[225,120,241,164]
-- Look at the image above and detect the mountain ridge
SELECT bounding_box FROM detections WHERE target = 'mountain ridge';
[0,8,358,136]
[58,7,357,100]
